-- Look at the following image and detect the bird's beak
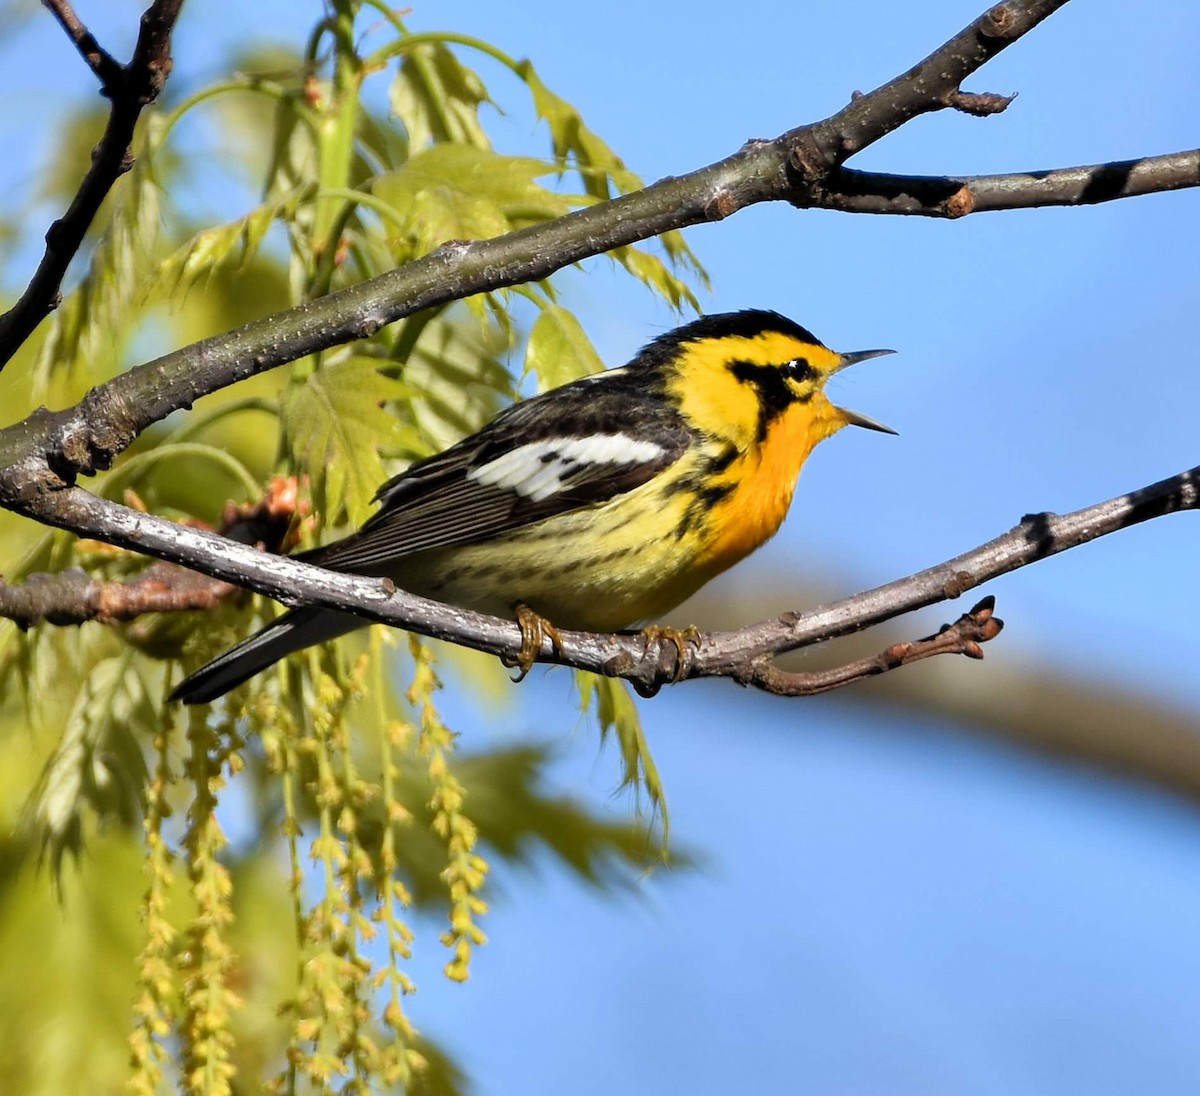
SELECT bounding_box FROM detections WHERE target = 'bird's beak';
[836,348,896,370]
[837,407,898,435]
[832,347,897,435]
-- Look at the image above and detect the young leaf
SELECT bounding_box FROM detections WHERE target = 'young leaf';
[403,314,514,452]
[157,190,306,298]
[524,304,606,391]
[390,42,494,151]
[282,356,407,524]
[372,145,569,262]
[576,671,668,839]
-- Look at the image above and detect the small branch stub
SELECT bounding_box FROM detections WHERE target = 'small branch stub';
[946,88,1017,116]
[981,3,1018,38]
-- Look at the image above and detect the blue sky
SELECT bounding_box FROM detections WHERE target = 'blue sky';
[4,1,1200,1093]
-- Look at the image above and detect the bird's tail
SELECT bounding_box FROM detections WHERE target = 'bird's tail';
[169,606,361,705]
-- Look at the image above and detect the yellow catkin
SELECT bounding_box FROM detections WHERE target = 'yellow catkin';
[407,636,490,983]
[129,721,177,1096]
[178,706,242,1096]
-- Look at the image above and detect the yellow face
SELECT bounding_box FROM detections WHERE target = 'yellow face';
[665,329,890,450]
[652,322,893,592]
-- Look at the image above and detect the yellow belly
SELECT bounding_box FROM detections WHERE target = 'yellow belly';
[391,421,817,631]
[395,481,709,630]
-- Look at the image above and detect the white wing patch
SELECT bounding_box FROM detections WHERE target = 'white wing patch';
[469,434,666,503]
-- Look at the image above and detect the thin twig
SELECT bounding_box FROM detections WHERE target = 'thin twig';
[0,481,299,629]
[688,466,1200,686]
[0,0,185,371]
[742,597,1003,697]
[0,564,236,628]
[42,0,124,88]
[797,150,1200,218]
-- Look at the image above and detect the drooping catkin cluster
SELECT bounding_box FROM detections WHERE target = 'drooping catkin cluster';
[407,636,489,983]
[178,706,243,1096]
[270,653,423,1093]
[124,632,478,1095]
[129,721,178,1096]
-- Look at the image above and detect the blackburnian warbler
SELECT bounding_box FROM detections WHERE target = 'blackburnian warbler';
[171,309,894,704]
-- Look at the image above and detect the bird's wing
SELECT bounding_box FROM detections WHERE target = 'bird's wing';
[305,369,692,572]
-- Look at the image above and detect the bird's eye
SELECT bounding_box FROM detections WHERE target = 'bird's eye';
[784,357,813,381]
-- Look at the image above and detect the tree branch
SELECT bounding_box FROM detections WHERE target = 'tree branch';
[4,464,1195,698]
[42,0,124,88]
[743,597,1003,697]
[0,481,298,628]
[0,0,184,371]
[0,563,235,628]
[797,150,1200,217]
[690,465,1200,687]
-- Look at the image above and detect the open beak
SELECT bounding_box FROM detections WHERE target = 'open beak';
[832,347,897,435]
[838,407,898,435]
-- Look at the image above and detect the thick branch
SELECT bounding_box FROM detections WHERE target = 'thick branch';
[0,0,1091,483]
[4,465,1195,697]
[0,0,184,370]
[798,150,1200,217]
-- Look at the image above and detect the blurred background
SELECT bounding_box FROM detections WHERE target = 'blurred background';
[2,0,1199,1092]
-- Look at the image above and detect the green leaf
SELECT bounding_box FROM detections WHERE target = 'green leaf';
[576,671,669,842]
[524,304,606,391]
[516,60,708,305]
[372,144,569,262]
[390,42,494,151]
[158,190,307,297]
[518,61,637,200]
[453,745,679,882]
[282,356,407,524]
[403,313,515,453]
[25,651,152,877]
[611,243,703,313]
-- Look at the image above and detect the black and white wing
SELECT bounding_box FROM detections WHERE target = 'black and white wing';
[306,369,692,572]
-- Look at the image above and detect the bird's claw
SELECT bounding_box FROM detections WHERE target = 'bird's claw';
[640,624,701,686]
[503,603,564,681]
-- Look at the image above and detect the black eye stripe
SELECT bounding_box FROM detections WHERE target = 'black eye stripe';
[729,358,807,442]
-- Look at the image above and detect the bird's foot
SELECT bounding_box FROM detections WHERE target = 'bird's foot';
[640,624,701,686]
[503,603,564,681]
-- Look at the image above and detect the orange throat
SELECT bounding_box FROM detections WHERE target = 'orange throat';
[697,400,843,575]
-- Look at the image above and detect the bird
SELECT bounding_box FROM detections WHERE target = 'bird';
[170,309,894,704]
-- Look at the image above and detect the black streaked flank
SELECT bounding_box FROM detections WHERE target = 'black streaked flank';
[676,480,735,539]
[660,444,740,500]
[705,442,739,476]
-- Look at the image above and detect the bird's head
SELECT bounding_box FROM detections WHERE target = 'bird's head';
[648,309,895,448]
